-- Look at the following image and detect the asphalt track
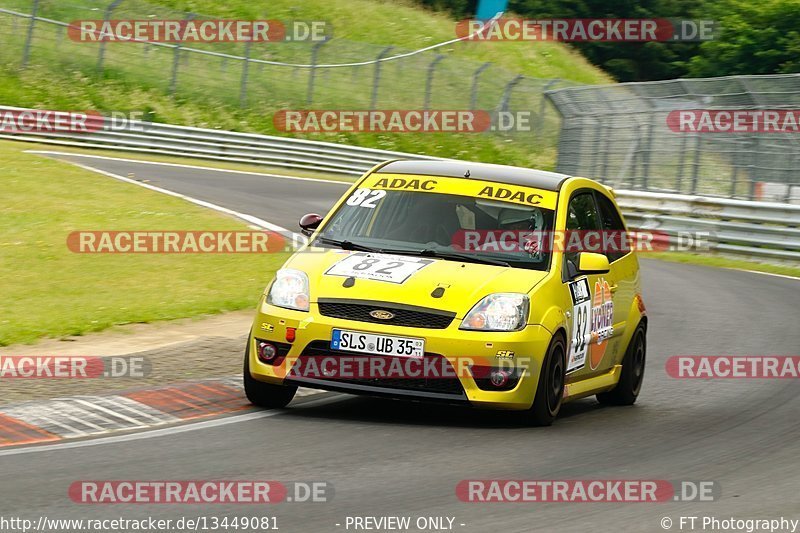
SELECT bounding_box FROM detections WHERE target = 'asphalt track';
[2,153,799,533]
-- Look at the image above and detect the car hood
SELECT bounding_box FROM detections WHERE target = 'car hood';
[282,247,549,317]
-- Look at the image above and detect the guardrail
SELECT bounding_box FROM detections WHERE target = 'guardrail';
[616,191,800,262]
[0,106,439,175]
[1,105,798,262]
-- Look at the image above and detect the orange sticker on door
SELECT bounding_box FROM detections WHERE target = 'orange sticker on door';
[589,278,615,370]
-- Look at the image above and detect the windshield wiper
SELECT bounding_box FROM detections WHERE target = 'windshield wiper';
[316,237,382,253]
[383,247,510,267]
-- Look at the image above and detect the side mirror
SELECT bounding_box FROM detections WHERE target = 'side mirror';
[577,252,610,275]
[299,213,323,237]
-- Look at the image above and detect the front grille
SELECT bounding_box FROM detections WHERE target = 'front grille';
[291,340,464,396]
[318,299,455,329]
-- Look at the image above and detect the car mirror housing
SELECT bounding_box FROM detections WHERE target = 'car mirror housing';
[577,252,610,275]
[299,213,323,236]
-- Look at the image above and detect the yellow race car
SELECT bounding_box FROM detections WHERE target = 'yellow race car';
[244,160,647,425]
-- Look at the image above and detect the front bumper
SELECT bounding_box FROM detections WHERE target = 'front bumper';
[247,297,554,410]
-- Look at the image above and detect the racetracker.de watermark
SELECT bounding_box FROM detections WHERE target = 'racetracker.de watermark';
[457,480,719,502]
[274,110,492,133]
[67,231,286,253]
[666,356,800,379]
[456,18,717,42]
[275,355,530,380]
[68,19,330,42]
[69,481,332,504]
[451,230,713,254]
[0,356,150,379]
[0,109,149,134]
[271,109,610,134]
[0,110,102,133]
[668,110,800,133]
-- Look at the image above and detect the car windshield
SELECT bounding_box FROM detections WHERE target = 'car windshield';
[315,188,555,271]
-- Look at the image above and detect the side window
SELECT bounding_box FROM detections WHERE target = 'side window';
[595,192,630,262]
[565,192,600,268]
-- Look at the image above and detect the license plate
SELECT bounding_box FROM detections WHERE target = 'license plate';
[330,329,424,358]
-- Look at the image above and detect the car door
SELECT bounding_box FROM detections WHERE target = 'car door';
[594,190,637,366]
[563,190,609,378]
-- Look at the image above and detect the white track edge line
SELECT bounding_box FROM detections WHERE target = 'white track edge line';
[26,150,353,185]
[58,160,297,236]
[740,269,800,281]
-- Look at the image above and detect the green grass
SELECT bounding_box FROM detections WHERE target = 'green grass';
[0,140,288,346]
[646,252,800,279]
[146,0,611,83]
[0,0,611,170]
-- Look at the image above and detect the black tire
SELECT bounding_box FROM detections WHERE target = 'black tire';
[597,322,646,406]
[527,334,566,426]
[243,343,297,408]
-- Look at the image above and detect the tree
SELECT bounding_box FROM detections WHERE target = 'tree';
[507,0,703,81]
[687,0,800,77]
[411,0,800,80]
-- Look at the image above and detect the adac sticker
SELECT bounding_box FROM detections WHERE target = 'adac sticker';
[360,174,558,210]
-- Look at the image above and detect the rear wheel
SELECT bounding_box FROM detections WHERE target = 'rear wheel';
[597,322,646,406]
[527,334,566,426]
[243,343,297,408]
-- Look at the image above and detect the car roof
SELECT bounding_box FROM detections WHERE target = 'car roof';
[375,160,571,192]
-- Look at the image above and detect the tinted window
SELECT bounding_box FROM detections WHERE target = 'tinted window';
[565,192,600,269]
[595,193,630,262]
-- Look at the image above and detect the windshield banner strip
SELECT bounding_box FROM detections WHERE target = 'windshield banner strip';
[361,174,558,210]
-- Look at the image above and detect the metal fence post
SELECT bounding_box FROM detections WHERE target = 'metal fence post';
[737,77,764,199]
[498,74,523,112]
[168,42,181,96]
[423,55,444,111]
[730,140,742,197]
[21,0,40,69]
[370,46,393,109]
[169,13,195,97]
[240,41,252,108]
[629,85,656,189]
[470,62,490,110]
[535,79,559,140]
[589,117,604,178]
[97,0,124,72]
[690,135,701,195]
[747,136,761,200]
[307,39,327,106]
[675,133,688,192]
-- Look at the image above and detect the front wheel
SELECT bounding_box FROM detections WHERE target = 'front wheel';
[597,322,646,406]
[526,334,566,426]
[243,343,297,408]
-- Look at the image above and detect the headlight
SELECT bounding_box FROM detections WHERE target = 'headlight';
[460,293,529,331]
[267,269,310,311]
